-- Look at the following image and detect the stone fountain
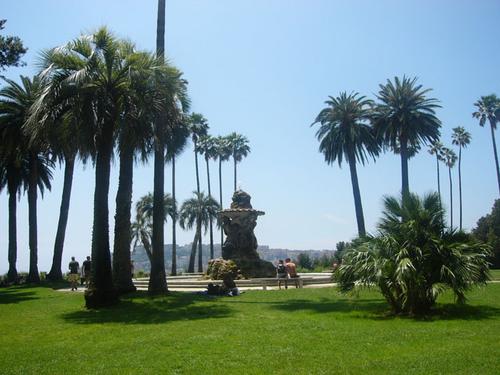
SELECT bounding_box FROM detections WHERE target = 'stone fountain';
[218,190,276,278]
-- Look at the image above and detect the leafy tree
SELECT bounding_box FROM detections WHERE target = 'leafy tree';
[297,252,313,270]
[473,94,500,195]
[179,192,220,273]
[312,92,379,236]
[0,20,27,70]
[197,135,219,259]
[336,192,491,315]
[472,199,500,268]
[226,132,250,191]
[442,147,457,228]
[372,76,441,196]
[452,127,471,230]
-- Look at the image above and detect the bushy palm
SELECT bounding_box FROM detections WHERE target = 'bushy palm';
[336,192,490,315]
[179,191,220,273]
[452,127,471,230]
[312,92,379,236]
[372,76,441,196]
[473,94,500,194]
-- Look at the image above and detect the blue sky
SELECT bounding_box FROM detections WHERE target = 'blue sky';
[1,0,499,273]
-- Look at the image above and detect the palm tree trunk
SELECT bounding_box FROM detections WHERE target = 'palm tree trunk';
[149,0,168,295]
[347,151,366,237]
[47,154,75,281]
[113,148,136,294]
[219,157,224,247]
[7,180,18,282]
[188,230,199,273]
[206,157,214,259]
[489,122,500,195]
[436,155,442,205]
[171,155,177,276]
[449,166,453,229]
[197,224,203,273]
[458,146,463,230]
[194,142,202,265]
[400,138,410,197]
[84,123,118,308]
[233,157,237,192]
[27,153,40,283]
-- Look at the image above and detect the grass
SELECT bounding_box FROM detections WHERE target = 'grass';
[489,268,500,280]
[1,283,499,374]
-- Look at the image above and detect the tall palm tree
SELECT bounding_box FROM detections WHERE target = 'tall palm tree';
[165,116,190,275]
[215,135,231,246]
[197,135,218,259]
[0,75,54,283]
[473,94,500,195]
[312,92,379,237]
[188,113,209,267]
[113,48,159,294]
[226,132,250,191]
[442,147,457,228]
[372,76,441,197]
[151,0,168,295]
[39,28,138,307]
[179,191,220,273]
[428,140,444,210]
[452,127,471,230]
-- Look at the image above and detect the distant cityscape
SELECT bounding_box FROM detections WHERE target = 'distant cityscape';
[131,244,336,273]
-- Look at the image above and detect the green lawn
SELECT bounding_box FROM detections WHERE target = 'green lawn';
[490,269,500,280]
[1,283,499,375]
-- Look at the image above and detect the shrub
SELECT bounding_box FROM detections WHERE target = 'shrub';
[206,258,240,280]
[335,192,491,315]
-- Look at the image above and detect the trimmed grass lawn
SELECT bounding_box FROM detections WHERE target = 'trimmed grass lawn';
[1,283,499,374]
[490,268,500,280]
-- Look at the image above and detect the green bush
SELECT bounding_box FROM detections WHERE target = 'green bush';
[336,192,491,315]
[206,258,240,280]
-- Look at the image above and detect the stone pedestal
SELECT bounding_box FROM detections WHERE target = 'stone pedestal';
[219,190,275,278]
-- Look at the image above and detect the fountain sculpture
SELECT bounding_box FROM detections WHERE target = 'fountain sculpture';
[219,190,276,278]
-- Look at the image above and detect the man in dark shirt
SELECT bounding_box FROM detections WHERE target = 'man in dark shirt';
[68,257,80,291]
[82,256,91,287]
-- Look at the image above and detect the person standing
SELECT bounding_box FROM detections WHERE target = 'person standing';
[285,258,300,288]
[82,256,91,287]
[68,257,80,291]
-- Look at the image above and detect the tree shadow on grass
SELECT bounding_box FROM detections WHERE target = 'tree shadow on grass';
[60,291,233,325]
[400,303,500,322]
[0,288,39,304]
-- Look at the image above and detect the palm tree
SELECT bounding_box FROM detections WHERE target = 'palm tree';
[179,191,220,273]
[372,76,441,196]
[312,92,379,237]
[473,94,500,195]
[442,147,457,228]
[428,140,444,209]
[112,48,159,294]
[452,127,471,230]
[215,135,231,246]
[0,75,54,283]
[132,193,175,263]
[336,192,490,315]
[197,135,218,259]
[39,28,137,307]
[165,116,190,275]
[151,0,168,295]
[226,132,250,191]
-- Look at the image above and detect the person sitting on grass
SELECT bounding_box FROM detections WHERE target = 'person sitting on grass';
[68,257,80,291]
[285,258,300,288]
[276,259,288,289]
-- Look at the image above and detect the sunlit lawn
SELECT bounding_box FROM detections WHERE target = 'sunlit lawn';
[1,281,499,374]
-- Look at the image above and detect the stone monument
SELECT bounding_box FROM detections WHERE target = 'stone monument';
[219,190,276,278]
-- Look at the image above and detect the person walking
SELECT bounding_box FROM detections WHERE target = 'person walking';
[82,256,91,287]
[68,257,80,291]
